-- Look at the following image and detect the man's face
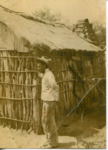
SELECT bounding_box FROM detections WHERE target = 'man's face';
[37,62,46,73]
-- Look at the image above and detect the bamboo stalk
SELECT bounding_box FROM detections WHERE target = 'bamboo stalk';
[61,57,67,117]
[68,59,73,108]
[0,54,4,125]
[62,59,68,111]
[2,52,8,125]
[0,70,38,73]
[25,70,29,125]
[0,56,36,58]
[66,60,70,111]
[59,57,64,121]
[36,77,43,134]
[0,117,29,123]
[0,97,40,100]
[8,52,13,128]
[0,82,39,86]
[7,52,11,127]
[19,57,25,131]
[32,75,37,132]
[0,69,69,73]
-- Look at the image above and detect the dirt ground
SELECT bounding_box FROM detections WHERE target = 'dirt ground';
[0,125,106,149]
[0,105,106,149]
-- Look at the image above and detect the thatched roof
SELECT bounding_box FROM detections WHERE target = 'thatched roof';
[0,5,102,52]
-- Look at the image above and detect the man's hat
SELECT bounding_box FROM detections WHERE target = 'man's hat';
[36,56,51,65]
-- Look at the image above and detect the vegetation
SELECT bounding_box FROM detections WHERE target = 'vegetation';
[72,19,106,49]
[33,8,61,23]
[92,22,106,49]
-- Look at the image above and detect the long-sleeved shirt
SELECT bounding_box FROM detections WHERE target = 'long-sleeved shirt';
[41,68,59,101]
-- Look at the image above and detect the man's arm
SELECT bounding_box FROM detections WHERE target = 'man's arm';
[48,72,58,89]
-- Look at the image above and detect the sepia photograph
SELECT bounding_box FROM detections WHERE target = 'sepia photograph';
[0,0,106,149]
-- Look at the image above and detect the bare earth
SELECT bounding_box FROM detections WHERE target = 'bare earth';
[0,125,106,149]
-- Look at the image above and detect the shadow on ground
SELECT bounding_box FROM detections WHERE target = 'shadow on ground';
[58,142,76,148]
[58,105,106,138]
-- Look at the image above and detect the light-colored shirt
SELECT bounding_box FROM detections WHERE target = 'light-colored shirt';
[41,68,59,101]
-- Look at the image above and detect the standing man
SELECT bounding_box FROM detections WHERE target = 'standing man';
[36,56,59,148]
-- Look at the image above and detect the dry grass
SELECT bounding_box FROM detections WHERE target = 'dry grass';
[0,5,102,51]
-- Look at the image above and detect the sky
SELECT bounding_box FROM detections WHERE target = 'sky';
[0,0,106,25]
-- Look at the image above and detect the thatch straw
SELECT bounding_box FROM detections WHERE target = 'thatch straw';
[0,5,102,52]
